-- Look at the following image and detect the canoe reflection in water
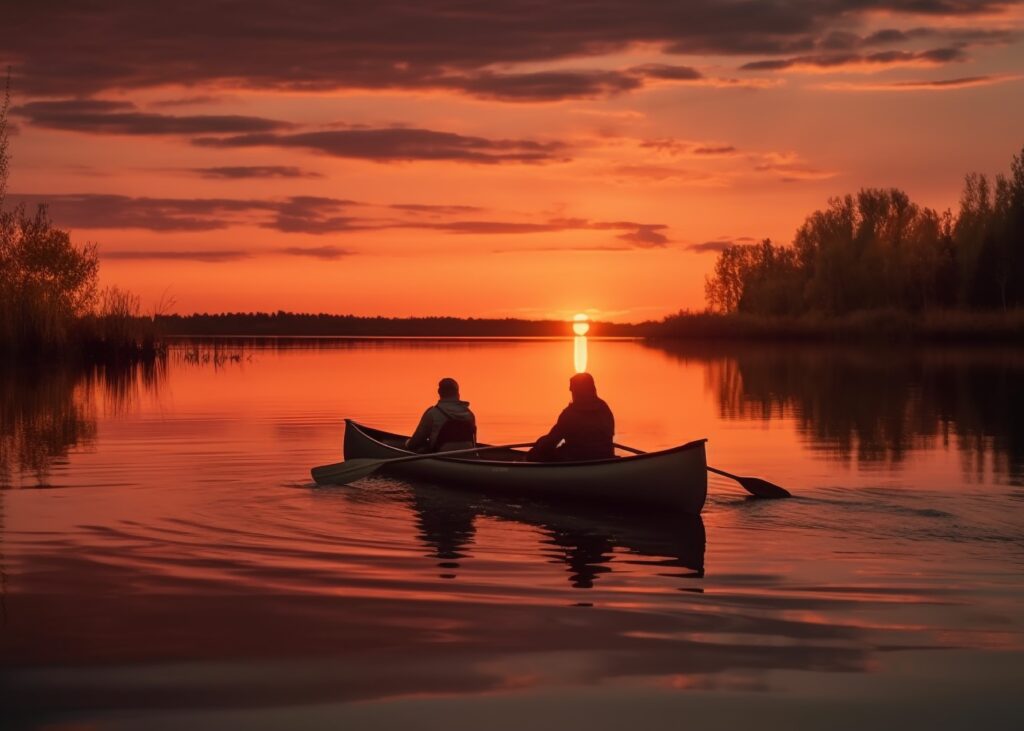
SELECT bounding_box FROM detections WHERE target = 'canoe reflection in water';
[409,482,705,588]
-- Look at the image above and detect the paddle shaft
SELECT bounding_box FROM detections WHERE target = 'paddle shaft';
[366,441,534,467]
[312,441,533,485]
[612,442,790,498]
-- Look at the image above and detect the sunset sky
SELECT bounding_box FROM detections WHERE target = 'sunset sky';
[4,0,1023,321]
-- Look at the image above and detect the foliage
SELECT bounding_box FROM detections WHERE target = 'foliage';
[703,146,1024,316]
[1,84,158,360]
[1,202,101,352]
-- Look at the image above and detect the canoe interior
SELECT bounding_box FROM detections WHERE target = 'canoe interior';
[364,425,530,462]
[351,421,707,466]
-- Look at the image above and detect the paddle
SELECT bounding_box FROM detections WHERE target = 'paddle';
[312,442,534,486]
[613,442,791,499]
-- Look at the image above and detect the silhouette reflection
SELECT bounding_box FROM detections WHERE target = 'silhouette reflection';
[410,487,477,579]
[0,365,98,487]
[652,341,1024,482]
[407,482,705,587]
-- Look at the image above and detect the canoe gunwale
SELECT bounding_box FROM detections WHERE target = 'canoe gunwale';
[345,419,707,467]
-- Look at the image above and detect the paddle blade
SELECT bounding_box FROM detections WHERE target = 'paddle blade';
[736,476,791,499]
[311,458,384,486]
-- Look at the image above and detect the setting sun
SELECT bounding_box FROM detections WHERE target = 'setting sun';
[572,314,590,336]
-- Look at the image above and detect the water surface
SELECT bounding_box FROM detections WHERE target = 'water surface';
[2,338,1022,730]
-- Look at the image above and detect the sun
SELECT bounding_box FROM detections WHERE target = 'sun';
[572,313,590,336]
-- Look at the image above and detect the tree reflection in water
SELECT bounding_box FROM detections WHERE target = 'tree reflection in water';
[652,342,1024,483]
[0,365,98,487]
[0,355,170,488]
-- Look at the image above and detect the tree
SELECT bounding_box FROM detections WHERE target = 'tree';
[1,79,99,354]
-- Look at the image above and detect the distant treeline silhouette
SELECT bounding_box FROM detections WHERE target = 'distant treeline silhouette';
[157,312,644,337]
[698,146,1024,318]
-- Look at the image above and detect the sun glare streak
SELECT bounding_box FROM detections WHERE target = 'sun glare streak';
[574,335,588,373]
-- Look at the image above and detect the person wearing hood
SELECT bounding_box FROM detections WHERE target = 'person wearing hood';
[406,377,478,453]
[527,373,615,462]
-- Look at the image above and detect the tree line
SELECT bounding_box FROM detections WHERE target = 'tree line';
[157,312,642,337]
[704,146,1024,316]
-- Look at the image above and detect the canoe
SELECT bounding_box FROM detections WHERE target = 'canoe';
[343,419,708,514]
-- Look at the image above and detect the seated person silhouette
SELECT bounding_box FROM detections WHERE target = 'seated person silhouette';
[528,373,615,462]
[406,377,478,453]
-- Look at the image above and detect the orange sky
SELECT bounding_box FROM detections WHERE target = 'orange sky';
[3,1,1023,321]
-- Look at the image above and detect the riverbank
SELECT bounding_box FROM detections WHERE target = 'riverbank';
[648,309,1024,343]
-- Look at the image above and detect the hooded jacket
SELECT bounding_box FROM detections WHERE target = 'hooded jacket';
[533,395,615,461]
[406,398,477,452]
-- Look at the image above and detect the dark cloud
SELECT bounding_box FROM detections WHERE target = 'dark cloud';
[11,99,292,135]
[6,193,273,231]
[446,70,643,101]
[101,249,252,262]
[148,95,224,108]
[425,63,703,100]
[6,193,666,247]
[491,244,634,253]
[276,245,350,259]
[630,64,704,81]
[692,145,737,155]
[194,128,566,164]
[616,225,670,247]
[100,246,350,262]
[389,204,486,214]
[823,74,1021,91]
[433,221,568,234]
[741,47,967,71]
[4,193,350,232]
[2,1,1016,99]
[686,239,746,253]
[190,166,321,179]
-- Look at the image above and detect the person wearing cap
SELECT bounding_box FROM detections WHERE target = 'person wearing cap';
[406,377,478,453]
[527,373,615,462]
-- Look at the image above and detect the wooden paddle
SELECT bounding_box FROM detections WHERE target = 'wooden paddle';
[312,442,534,486]
[613,442,791,499]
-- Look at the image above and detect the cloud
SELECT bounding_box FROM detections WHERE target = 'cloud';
[444,70,644,101]
[631,64,704,81]
[639,138,739,157]
[389,204,487,215]
[692,145,738,155]
[11,99,292,135]
[752,152,839,182]
[194,128,566,164]
[100,245,350,262]
[7,193,667,246]
[611,164,722,184]
[148,95,224,108]
[821,74,1024,91]
[491,244,635,253]
[7,193,276,231]
[4,1,1016,98]
[686,237,755,253]
[754,163,838,182]
[101,249,252,262]
[741,47,968,72]
[617,225,670,247]
[275,245,350,259]
[190,166,321,179]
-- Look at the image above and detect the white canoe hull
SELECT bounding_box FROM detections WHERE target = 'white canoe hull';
[343,420,708,514]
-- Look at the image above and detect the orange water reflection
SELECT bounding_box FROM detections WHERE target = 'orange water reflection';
[1,340,1023,725]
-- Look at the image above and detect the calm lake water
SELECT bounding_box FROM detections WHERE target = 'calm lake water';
[2,338,1023,730]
